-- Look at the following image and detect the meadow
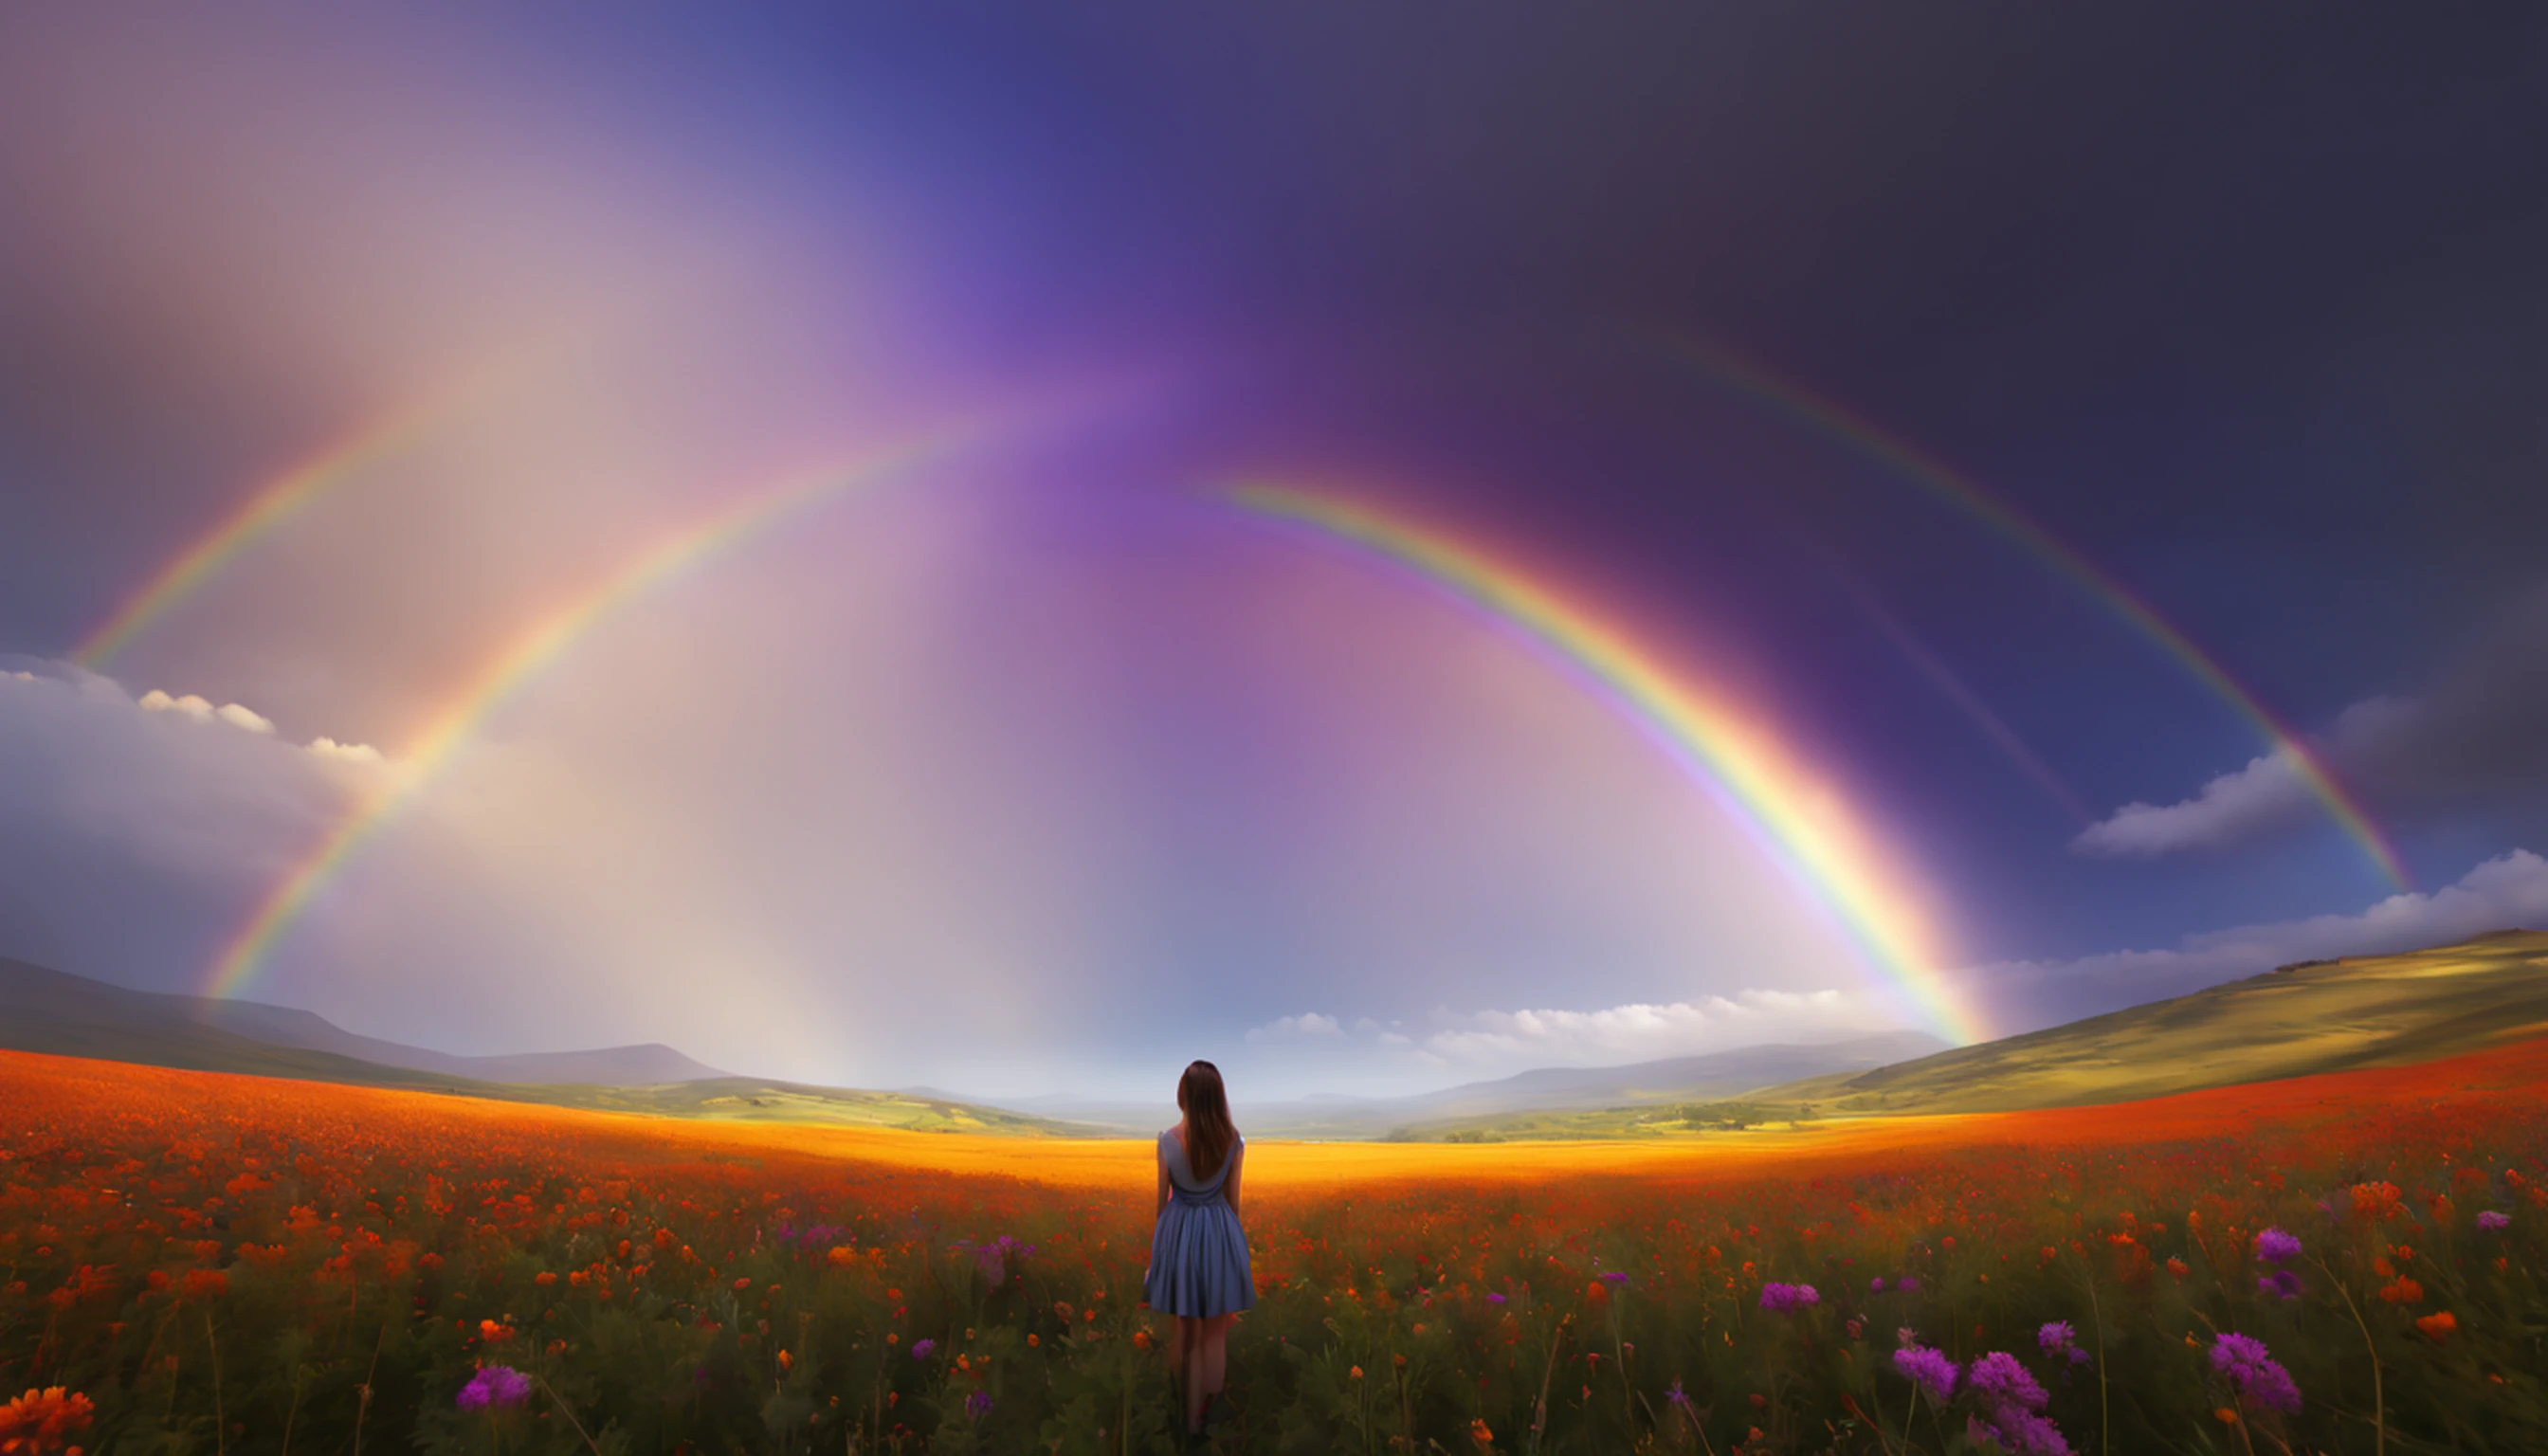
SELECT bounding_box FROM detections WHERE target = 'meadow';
[3,1044,2544,1455]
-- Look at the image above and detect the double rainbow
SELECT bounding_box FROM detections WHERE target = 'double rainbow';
[201,428,982,1000]
[1647,334,2411,890]
[1228,484,1985,1046]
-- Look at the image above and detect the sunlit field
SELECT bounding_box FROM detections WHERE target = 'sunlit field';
[5,1044,2544,1455]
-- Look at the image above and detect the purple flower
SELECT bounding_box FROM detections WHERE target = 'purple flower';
[1964,1352,2070,1455]
[1891,1341,1959,1404]
[1870,1276,1887,1292]
[1896,1274,1920,1293]
[456,1365,532,1411]
[1965,1352,2047,1410]
[2252,1227,2302,1264]
[964,1389,993,1418]
[2211,1333,2302,1415]
[1486,1291,1506,1304]
[910,1338,937,1361]
[1757,1282,1820,1314]
[2477,1210,2511,1231]
[1968,1408,2074,1456]
[2037,1321,2077,1356]
[2257,1268,2304,1302]
[1665,1378,1694,1410]
[1601,1270,1630,1285]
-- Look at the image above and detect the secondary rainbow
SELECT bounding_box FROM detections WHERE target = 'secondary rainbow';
[201,426,982,1001]
[77,363,506,668]
[1227,483,1985,1046]
[1643,333,2412,889]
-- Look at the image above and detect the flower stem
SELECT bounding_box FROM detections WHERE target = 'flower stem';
[2321,1261,2384,1456]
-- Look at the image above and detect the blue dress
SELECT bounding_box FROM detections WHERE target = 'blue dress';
[1144,1128,1256,1318]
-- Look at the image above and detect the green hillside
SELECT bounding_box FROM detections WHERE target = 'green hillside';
[1387,929,2548,1139]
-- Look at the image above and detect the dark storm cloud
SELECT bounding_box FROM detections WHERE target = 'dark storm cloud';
[2079,587,2548,856]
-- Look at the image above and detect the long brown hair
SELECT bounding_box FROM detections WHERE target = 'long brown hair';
[1177,1060,1238,1181]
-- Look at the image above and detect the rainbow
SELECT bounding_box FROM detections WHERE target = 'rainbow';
[76,367,505,668]
[201,427,981,1001]
[1643,335,2412,889]
[1227,483,1986,1046]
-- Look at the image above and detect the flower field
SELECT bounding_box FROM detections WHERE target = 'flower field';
[3,1043,2545,1455]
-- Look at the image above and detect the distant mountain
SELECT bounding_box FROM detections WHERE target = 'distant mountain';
[1743,928,2548,1119]
[0,956,1102,1136]
[992,1030,1954,1138]
[1390,1030,1952,1121]
[0,956,729,1085]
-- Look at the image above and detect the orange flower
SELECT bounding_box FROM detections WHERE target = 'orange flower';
[2166,1257,2190,1279]
[1469,1417,1493,1446]
[2378,1278,2423,1304]
[2414,1311,2456,1341]
[0,1386,95,1453]
[2351,1181,2404,1220]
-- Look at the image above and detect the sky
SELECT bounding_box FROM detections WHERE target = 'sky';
[3,7,2546,1101]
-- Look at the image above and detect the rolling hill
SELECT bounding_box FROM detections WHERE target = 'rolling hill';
[0,956,1098,1136]
[1383,929,2548,1138]
[1756,928,2548,1119]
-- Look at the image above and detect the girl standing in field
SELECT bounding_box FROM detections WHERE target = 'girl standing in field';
[1146,1059,1255,1447]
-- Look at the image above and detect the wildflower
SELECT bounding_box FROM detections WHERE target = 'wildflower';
[2210,1334,2302,1415]
[1870,1276,1886,1292]
[2414,1311,2455,1341]
[2251,1228,2302,1263]
[2165,1257,2190,1279]
[1896,1274,1920,1292]
[964,1390,993,1418]
[910,1338,936,1360]
[2257,1269,2303,1301]
[1601,1270,1629,1285]
[2476,1210,2510,1231]
[1485,1291,1506,1304]
[1891,1341,1959,1404]
[1469,1417,1493,1445]
[1665,1379,1693,1410]
[2378,1277,2423,1304]
[455,1365,532,1411]
[1757,1282,1819,1314]
[2351,1181,2403,1221]
[1348,1366,1363,1380]
[0,1387,95,1452]
[2037,1321,2089,1364]
[1965,1353,2071,1456]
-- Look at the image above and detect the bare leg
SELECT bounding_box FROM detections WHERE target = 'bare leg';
[1201,1312,1234,1396]
[1178,1316,1207,1434]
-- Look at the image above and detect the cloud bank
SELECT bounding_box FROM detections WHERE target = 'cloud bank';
[2077,589,2548,856]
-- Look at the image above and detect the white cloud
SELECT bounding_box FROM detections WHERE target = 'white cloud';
[1957,848,2548,1016]
[2073,749,2315,856]
[1417,987,1882,1069]
[133,684,385,764]
[1245,1011,1342,1043]
[307,737,386,764]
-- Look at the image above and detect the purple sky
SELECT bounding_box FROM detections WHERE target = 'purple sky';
[2,7,2545,1098]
